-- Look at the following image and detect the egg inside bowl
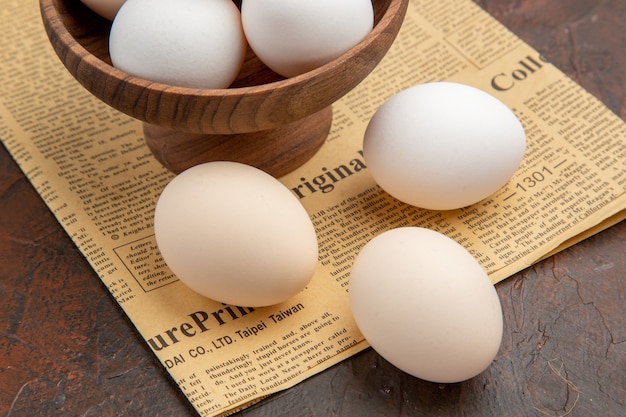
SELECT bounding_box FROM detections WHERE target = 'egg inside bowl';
[39,0,409,176]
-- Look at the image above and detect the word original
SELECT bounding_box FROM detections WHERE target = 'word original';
[290,151,367,199]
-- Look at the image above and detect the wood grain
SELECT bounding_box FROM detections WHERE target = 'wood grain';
[142,106,333,176]
[2,0,625,416]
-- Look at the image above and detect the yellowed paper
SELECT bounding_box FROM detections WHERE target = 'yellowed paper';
[1,0,625,416]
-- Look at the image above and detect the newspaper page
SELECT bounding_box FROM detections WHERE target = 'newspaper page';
[1,0,625,415]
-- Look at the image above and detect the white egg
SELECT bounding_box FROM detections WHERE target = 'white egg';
[81,0,125,20]
[154,162,318,307]
[363,82,526,210]
[349,227,503,383]
[109,0,247,89]
[241,0,374,78]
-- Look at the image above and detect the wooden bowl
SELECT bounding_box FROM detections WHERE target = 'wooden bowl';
[40,0,409,176]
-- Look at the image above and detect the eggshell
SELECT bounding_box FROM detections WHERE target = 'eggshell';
[349,227,503,383]
[363,82,526,210]
[80,0,125,20]
[241,0,373,77]
[109,0,247,89]
[154,162,319,307]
